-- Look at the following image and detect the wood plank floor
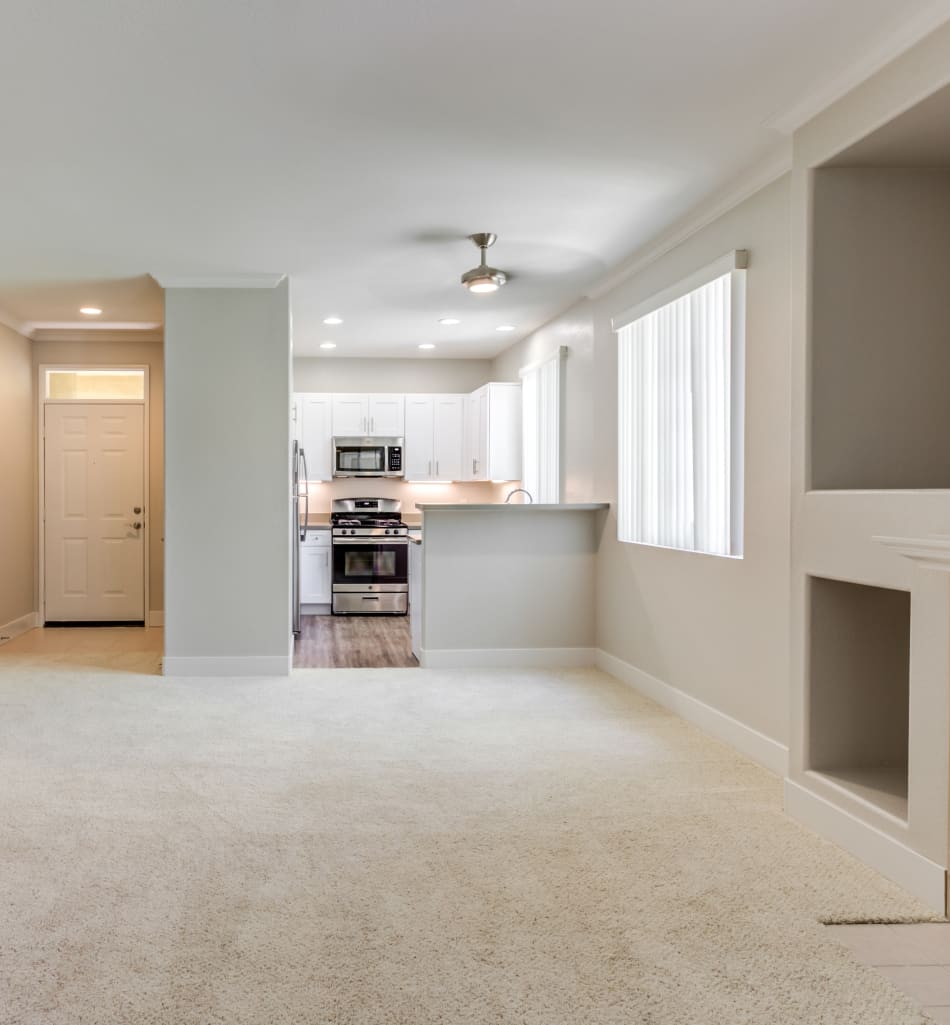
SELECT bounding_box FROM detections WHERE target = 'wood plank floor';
[293,614,418,669]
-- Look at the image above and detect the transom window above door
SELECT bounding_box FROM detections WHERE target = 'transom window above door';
[45,368,145,401]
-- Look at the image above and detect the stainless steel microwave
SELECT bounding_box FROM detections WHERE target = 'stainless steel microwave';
[332,437,404,478]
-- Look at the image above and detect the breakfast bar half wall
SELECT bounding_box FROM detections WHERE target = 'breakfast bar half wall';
[410,503,609,668]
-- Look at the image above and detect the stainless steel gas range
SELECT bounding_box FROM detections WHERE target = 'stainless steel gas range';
[330,498,409,615]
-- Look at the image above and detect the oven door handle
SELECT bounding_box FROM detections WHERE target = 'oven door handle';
[332,537,408,546]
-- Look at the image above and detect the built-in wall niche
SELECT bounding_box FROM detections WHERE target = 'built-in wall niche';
[807,576,910,821]
[809,152,950,489]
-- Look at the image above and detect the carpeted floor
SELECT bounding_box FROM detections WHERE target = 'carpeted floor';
[0,650,940,1024]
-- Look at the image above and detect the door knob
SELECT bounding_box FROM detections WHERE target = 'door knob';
[131,522,142,530]
[133,506,142,514]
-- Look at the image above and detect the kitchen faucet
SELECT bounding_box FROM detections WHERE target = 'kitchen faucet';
[505,488,533,504]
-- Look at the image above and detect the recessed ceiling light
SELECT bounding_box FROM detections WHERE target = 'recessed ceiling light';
[495,325,515,332]
[79,306,102,316]
[323,316,343,325]
[438,317,460,326]
[320,342,337,350]
[418,343,436,350]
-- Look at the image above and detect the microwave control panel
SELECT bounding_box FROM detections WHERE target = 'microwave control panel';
[388,447,402,472]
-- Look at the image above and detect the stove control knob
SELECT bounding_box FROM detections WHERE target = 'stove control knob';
[385,528,391,535]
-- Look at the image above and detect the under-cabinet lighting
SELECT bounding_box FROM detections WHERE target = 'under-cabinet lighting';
[79,306,102,316]
[495,325,515,332]
[322,316,343,325]
[319,342,337,349]
[438,318,460,326]
[418,343,436,350]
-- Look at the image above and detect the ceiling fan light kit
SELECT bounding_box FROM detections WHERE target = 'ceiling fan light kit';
[461,232,508,294]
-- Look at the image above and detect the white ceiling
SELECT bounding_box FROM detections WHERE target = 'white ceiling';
[0,0,947,357]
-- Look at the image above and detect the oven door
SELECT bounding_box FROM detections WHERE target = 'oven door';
[333,443,386,477]
[332,538,408,589]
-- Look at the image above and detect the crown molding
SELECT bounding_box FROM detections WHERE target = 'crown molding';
[28,323,163,343]
[0,306,29,337]
[585,142,791,302]
[769,1,950,135]
[151,273,286,289]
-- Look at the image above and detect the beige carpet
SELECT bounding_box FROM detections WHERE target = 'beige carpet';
[0,652,939,1024]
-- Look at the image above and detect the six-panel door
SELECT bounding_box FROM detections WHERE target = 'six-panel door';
[44,403,145,621]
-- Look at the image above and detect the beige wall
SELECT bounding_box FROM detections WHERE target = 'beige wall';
[32,338,164,613]
[294,357,493,394]
[0,323,35,629]
[491,175,793,745]
[810,168,950,489]
[492,304,595,504]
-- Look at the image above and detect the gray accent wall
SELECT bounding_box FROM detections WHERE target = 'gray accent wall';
[164,282,291,673]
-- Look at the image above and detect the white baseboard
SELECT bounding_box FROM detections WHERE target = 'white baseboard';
[420,647,597,670]
[595,649,789,777]
[0,611,39,645]
[785,779,947,914]
[162,654,292,677]
[148,610,164,627]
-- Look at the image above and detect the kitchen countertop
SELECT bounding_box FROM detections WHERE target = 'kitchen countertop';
[414,503,609,512]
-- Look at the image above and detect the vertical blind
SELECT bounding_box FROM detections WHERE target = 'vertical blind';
[617,269,743,557]
[520,349,563,504]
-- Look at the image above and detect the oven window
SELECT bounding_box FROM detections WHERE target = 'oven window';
[344,549,397,578]
[336,447,384,473]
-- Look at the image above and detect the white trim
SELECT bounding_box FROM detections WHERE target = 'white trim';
[162,654,292,677]
[874,534,950,572]
[769,2,950,135]
[587,144,790,302]
[611,250,749,332]
[152,273,286,289]
[419,647,596,669]
[0,307,29,337]
[23,321,161,334]
[785,779,947,913]
[595,649,789,776]
[148,610,164,627]
[30,329,163,343]
[0,611,39,645]
[37,364,151,626]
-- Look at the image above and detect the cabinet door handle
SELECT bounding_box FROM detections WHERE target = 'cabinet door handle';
[436,460,439,476]
[371,417,375,433]
[428,460,432,476]
[473,457,477,475]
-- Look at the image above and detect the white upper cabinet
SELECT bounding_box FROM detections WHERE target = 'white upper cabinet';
[404,395,435,480]
[332,394,369,436]
[463,383,522,482]
[331,394,405,437]
[432,395,464,481]
[405,394,464,481]
[368,394,405,437]
[298,393,333,480]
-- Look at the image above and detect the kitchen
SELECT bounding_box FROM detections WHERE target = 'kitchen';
[291,355,525,669]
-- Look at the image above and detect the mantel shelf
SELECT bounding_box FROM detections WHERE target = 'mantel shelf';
[873,533,950,571]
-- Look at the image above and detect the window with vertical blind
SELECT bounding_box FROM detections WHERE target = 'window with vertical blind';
[614,251,746,557]
[520,347,564,504]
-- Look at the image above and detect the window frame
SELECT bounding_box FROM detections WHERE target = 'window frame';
[612,250,747,559]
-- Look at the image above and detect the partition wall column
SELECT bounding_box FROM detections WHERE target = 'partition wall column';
[162,278,292,675]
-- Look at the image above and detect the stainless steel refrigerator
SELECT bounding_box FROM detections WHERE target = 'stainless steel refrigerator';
[292,440,309,637]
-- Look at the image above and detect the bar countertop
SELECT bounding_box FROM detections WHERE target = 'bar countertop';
[414,503,609,512]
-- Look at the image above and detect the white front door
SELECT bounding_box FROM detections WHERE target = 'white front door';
[44,403,145,622]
